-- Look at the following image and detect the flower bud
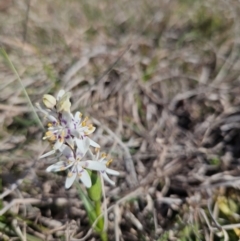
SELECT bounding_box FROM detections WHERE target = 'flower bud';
[43,94,56,109]
[56,92,71,113]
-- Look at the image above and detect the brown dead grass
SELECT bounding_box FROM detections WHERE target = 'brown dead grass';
[1,0,240,240]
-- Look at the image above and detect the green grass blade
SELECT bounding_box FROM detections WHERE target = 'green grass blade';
[0,48,44,131]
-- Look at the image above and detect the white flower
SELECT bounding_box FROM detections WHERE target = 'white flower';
[40,111,75,158]
[89,150,119,185]
[69,111,100,149]
[38,107,100,159]
[69,112,95,136]
[46,139,105,189]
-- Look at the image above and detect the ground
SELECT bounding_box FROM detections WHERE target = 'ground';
[1,0,240,240]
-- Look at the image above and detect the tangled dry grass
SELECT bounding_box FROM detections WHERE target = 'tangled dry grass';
[1,0,240,240]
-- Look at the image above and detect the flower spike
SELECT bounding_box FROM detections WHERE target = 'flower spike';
[38,89,119,189]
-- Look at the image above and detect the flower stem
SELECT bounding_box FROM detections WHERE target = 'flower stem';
[95,200,108,241]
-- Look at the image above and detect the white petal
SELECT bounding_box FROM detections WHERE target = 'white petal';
[65,171,77,189]
[74,111,82,124]
[106,168,119,176]
[60,144,74,159]
[66,137,74,149]
[61,111,73,126]
[47,115,58,123]
[59,143,67,152]
[102,172,115,186]
[75,138,90,158]
[53,139,63,150]
[99,157,106,163]
[81,161,105,171]
[71,130,80,138]
[57,90,65,100]
[87,148,95,159]
[78,168,92,188]
[46,161,73,172]
[88,138,100,148]
[40,149,56,159]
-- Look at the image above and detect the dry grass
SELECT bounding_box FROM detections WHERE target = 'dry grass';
[1,0,240,240]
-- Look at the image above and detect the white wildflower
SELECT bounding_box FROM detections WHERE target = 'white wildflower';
[88,150,119,185]
[46,139,105,189]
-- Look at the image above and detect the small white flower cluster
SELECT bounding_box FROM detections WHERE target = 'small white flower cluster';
[37,90,119,189]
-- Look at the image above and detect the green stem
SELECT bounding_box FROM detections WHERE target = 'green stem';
[95,200,104,230]
[75,181,108,240]
[95,200,108,241]
[75,182,97,225]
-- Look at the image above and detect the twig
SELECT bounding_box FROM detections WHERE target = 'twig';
[12,219,26,241]
[114,204,121,241]
[207,197,221,229]
[0,198,49,216]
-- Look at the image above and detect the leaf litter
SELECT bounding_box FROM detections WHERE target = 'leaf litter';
[1,0,240,240]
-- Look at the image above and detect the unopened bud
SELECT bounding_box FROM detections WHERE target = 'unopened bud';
[43,94,56,109]
[56,92,71,113]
